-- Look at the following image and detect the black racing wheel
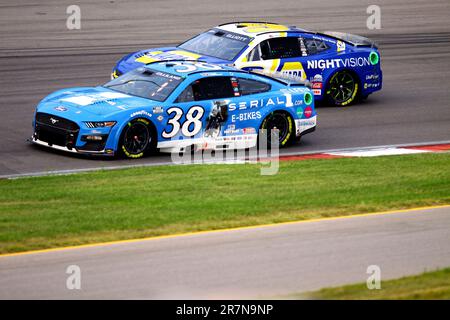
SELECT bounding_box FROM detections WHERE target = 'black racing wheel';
[260,111,294,148]
[326,70,359,106]
[119,118,156,159]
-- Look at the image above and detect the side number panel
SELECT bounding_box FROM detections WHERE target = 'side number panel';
[161,106,205,139]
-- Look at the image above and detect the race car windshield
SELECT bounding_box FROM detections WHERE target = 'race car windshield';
[103,68,183,102]
[178,29,251,61]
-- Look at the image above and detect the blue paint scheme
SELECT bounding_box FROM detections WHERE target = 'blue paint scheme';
[32,61,316,156]
[112,23,382,102]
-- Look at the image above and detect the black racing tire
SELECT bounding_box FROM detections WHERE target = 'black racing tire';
[325,70,360,106]
[119,118,156,159]
[259,111,294,148]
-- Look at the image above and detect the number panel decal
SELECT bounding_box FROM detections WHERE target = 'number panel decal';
[162,106,205,139]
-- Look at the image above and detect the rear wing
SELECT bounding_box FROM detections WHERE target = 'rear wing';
[250,69,311,88]
[321,31,378,48]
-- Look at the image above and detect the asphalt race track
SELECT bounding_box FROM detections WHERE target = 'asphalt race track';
[1,206,449,299]
[0,0,449,176]
[1,0,450,300]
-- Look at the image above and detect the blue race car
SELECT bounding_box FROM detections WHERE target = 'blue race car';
[112,22,382,106]
[32,61,316,158]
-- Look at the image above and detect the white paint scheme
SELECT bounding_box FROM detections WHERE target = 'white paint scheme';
[295,116,317,137]
[157,134,258,153]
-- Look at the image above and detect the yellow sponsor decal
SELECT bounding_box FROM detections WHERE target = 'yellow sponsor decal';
[337,40,346,52]
[135,50,201,64]
[169,50,201,59]
[135,51,163,64]
[280,61,306,80]
[240,23,289,34]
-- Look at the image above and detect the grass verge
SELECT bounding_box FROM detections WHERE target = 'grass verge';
[299,268,450,299]
[0,153,449,254]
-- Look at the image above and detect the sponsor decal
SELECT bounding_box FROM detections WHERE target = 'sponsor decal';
[307,57,371,69]
[228,96,286,112]
[366,74,380,80]
[224,124,240,135]
[224,33,251,42]
[239,23,289,34]
[155,71,182,81]
[135,50,201,64]
[281,87,308,94]
[313,89,322,96]
[231,78,241,97]
[153,106,164,114]
[60,92,131,106]
[200,72,222,77]
[54,106,67,112]
[243,127,256,134]
[280,61,306,80]
[296,107,303,117]
[130,110,152,118]
[312,74,323,82]
[295,117,316,136]
[304,106,313,118]
[311,74,323,91]
[157,115,164,122]
[300,39,308,57]
[50,117,59,124]
[231,111,262,122]
[364,83,380,89]
[337,40,346,52]
[312,35,336,44]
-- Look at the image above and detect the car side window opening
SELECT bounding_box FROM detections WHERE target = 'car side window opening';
[176,85,195,102]
[176,76,235,102]
[303,38,330,55]
[248,37,303,61]
[247,44,262,62]
[237,78,271,95]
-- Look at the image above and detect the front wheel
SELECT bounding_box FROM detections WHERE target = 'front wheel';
[119,118,155,159]
[260,111,294,148]
[326,71,359,106]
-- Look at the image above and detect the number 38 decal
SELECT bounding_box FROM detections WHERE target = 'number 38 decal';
[162,106,205,139]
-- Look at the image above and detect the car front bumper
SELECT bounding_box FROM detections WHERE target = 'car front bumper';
[30,134,116,156]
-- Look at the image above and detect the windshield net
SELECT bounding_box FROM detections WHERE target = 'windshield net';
[179,29,251,61]
[103,68,183,102]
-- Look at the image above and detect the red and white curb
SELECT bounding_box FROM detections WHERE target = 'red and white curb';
[2,141,450,179]
[279,142,450,161]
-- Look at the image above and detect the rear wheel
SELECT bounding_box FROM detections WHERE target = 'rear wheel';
[260,111,294,148]
[326,71,359,106]
[119,118,155,159]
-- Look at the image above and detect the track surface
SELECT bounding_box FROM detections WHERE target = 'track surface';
[1,206,449,299]
[0,0,449,175]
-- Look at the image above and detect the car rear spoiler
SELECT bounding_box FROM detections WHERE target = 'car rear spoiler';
[250,70,312,88]
[320,31,378,48]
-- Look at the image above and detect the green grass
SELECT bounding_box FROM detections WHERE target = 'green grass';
[298,268,450,300]
[0,153,449,254]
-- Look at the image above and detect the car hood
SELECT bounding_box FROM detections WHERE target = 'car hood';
[37,86,158,118]
[115,47,230,75]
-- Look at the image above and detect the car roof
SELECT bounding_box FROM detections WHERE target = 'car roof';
[217,22,306,37]
[141,60,297,86]
[143,60,236,77]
